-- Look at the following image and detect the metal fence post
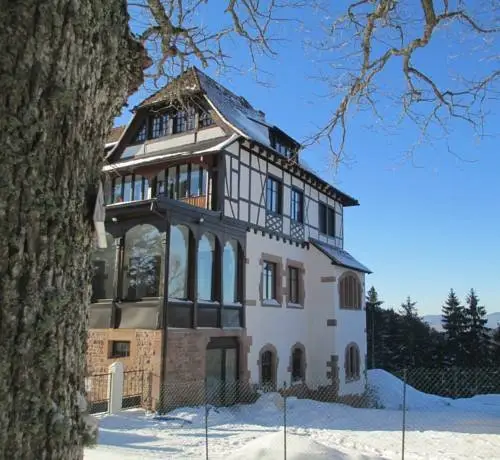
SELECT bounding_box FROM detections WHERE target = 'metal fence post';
[204,378,209,460]
[402,368,407,460]
[283,381,287,460]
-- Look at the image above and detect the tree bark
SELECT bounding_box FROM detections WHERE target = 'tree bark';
[0,1,146,458]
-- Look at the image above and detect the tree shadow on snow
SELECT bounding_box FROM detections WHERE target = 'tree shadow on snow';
[98,430,181,453]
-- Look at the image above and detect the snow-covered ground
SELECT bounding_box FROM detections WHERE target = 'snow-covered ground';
[85,370,500,459]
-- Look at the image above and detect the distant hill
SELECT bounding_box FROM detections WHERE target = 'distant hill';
[423,312,500,331]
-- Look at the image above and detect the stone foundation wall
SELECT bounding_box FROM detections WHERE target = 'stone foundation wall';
[86,329,162,376]
[163,329,252,408]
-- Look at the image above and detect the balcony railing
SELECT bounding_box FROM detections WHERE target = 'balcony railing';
[180,195,208,209]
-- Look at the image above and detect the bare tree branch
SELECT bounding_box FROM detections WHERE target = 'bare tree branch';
[306,0,499,165]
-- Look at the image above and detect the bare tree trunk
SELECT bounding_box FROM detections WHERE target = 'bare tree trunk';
[0,1,146,458]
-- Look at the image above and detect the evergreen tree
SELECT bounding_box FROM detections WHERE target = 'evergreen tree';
[395,297,430,368]
[493,327,500,366]
[463,289,490,367]
[442,289,467,366]
[365,286,384,369]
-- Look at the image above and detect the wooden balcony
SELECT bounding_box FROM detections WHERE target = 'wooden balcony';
[180,195,208,209]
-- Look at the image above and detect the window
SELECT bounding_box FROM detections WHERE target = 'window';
[123,176,132,202]
[150,112,169,138]
[223,241,238,304]
[91,233,116,301]
[110,341,130,358]
[134,121,147,142]
[199,110,214,128]
[164,164,208,202]
[190,164,203,196]
[133,175,143,201]
[339,273,361,309]
[262,261,277,301]
[167,167,177,199]
[318,202,335,237]
[197,233,216,301]
[345,343,360,380]
[112,175,149,203]
[178,165,189,198]
[112,179,123,203]
[123,225,164,300]
[260,349,275,388]
[173,107,195,134]
[290,188,304,223]
[288,266,300,304]
[168,225,190,299]
[291,347,304,382]
[266,177,282,214]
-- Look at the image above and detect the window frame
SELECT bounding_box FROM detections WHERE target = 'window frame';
[287,266,300,304]
[339,273,362,310]
[109,341,131,358]
[318,202,336,237]
[345,343,361,381]
[262,261,277,302]
[265,175,282,215]
[290,188,304,223]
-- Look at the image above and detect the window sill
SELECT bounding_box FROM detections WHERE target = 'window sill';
[261,300,282,307]
[345,376,361,383]
[286,302,303,309]
[339,307,362,311]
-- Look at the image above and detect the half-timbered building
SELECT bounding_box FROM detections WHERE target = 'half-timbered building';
[87,67,371,407]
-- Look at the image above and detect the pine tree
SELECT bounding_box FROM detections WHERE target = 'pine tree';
[493,327,500,366]
[365,286,384,369]
[442,289,467,366]
[463,289,490,367]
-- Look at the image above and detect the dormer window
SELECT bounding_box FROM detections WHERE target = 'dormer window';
[134,121,147,143]
[199,110,214,128]
[173,107,195,134]
[150,112,169,138]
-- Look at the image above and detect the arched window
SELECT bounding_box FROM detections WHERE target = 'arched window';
[168,225,190,299]
[259,344,277,390]
[123,224,164,300]
[223,240,238,304]
[197,233,216,301]
[345,343,360,381]
[91,233,116,301]
[339,273,362,309]
[291,346,305,382]
[261,351,274,386]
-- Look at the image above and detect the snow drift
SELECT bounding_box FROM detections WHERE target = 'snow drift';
[230,431,380,460]
[368,369,451,410]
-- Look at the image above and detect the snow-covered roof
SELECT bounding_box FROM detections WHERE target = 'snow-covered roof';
[134,68,359,207]
[136,67,298,152]
[310,239,371,274]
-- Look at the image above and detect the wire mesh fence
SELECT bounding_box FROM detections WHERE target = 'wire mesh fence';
[87,367,500,459]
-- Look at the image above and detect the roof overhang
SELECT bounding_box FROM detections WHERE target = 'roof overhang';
[310,239,371,274]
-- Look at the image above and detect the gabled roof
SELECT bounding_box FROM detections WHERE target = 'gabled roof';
[133,67,359,207]
[310,239,371,274]
[136,67,299,150]
[107,125,126,144]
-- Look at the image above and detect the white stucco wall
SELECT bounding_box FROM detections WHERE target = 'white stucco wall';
[245,233,367,395]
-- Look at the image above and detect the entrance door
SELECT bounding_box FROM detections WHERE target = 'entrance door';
[205,338,239,405]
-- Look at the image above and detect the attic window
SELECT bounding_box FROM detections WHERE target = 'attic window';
[199,110,214,128]
[173,107,195,134]
[151,112,169,138]
[134,121,147,143]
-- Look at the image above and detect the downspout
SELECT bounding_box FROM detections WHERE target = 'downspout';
[151,200,170,413]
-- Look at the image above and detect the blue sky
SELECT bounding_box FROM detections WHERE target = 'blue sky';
[118,4,499,315]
